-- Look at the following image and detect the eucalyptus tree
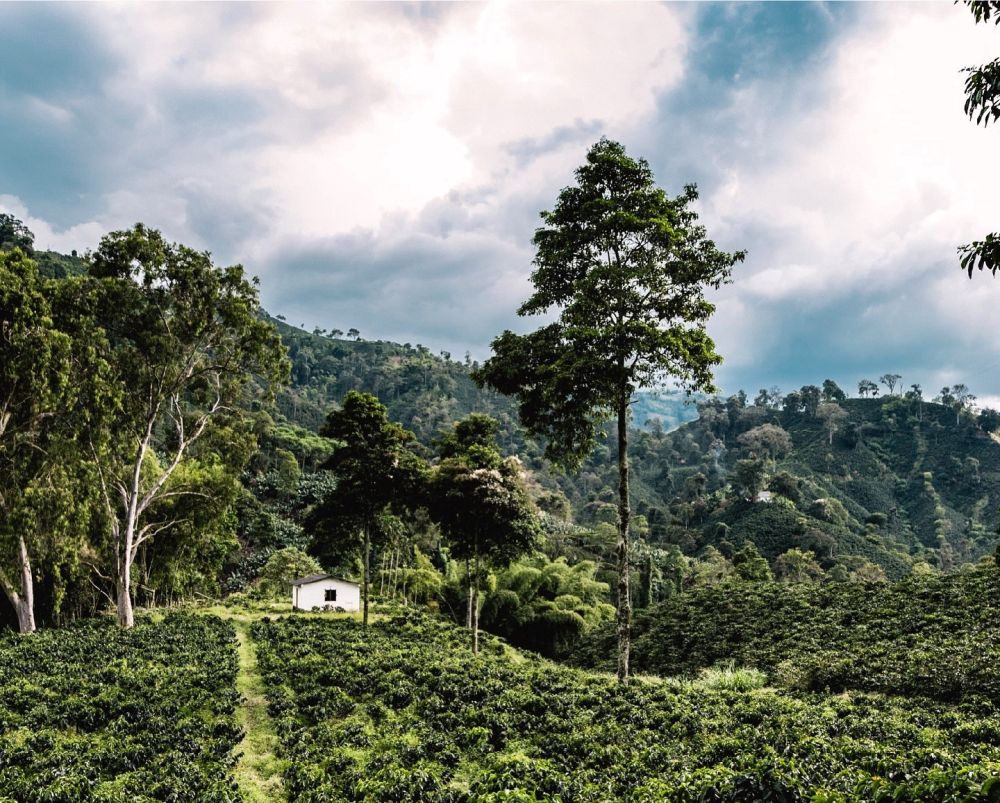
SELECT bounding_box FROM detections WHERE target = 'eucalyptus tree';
[0,250,73,631]
[0,248,115,631]
[87,225,288,627]
[308,391,426,627]
[817,402,848,445]
[950,383,977,425]
[474,138,744,681]
[857,379,878,398]
[880,373,902,396]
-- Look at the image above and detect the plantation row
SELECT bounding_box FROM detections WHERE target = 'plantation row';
[572,565,1000,703]
[253,614,1000,802]
[0,614,243,802]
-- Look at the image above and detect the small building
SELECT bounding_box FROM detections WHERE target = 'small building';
[291,573,361,611]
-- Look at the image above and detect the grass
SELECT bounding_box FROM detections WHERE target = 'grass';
[693,661,769,692]
[233,618,288,803]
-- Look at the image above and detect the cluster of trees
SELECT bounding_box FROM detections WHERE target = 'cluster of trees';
[307,396,540,653]
[1,223,287,631]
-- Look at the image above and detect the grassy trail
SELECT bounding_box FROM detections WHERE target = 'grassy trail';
[233,619,287,803]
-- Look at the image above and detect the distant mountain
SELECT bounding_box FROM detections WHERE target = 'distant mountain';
[630,390,703,432]
[605,393,1000,578]
[34,246,999,579]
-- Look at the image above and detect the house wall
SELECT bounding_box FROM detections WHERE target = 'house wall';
[292,579,361,611]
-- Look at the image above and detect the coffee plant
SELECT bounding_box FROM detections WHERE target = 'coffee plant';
[253,612,1000,802]
[0,613,243,802]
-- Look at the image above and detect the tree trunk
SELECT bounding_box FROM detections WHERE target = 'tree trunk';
[465,558,473,629]
[362,524,370,629]
[2,536,37,634]
[471,551,480,656]
[116,567,134,629]
[616,397,632,683]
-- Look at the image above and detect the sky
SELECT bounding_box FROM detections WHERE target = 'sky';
[1,2,998,402]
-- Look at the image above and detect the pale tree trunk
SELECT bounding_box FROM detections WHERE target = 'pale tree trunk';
[471,550,480,655]
[362,524,370,629]
[1,536,37,634]
[465,557,473,629]
[116,566,134,629]
[97,391,221,629]
[616,396,632,683]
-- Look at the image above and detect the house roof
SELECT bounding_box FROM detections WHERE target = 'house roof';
[291,573,358,587]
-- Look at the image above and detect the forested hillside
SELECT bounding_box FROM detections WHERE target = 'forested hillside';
[270,320,1000,578]
[6,226,1000,658]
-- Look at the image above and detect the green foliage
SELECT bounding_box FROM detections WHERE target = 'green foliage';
[773,548,825,584]
[84,224,289,625]
[0,213,34,254]
[474,138,743,467]
[573,564,1000,704]
[476,553,614,656]
[0,613,242,800]
[254,613,1000,802]
[959,1,1000,275]
[258,547,322,597]
[309,391,427,625]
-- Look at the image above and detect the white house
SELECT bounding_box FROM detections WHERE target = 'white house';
[291,573,361,611]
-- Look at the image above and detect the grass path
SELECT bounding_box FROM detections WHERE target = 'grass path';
[232,619,287,803]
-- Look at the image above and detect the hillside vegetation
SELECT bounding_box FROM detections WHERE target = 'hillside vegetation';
[572,563,1000,702]
[561,391,1000,587]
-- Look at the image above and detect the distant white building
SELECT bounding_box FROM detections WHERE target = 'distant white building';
[291,573,361,611]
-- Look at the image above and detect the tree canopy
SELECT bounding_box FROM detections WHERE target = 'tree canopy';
[309,391,426,626]
[87,224,288,626]
[428,414,539,654]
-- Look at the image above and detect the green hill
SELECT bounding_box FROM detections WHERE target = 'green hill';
[571,563,1000,704]
[551,392,1000,580]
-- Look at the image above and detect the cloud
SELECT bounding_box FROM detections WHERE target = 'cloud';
[684,3,1000,396]
[2,1,999,401]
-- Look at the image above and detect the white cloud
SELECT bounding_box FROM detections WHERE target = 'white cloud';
[0,195,104,256]
[695,4,1000,386]
[705,4,999,302]
[76,2,691,256]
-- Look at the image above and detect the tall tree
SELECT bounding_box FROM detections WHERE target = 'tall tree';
[880,373,902,396]
[821,379,846,402]
[0,213,34,255]
[428,415,539,655]
[857,379,878,398]
[959,0,1000,275]
[308,391,425,627]
[817,402,848,445]
[800,384,821,416]
[737,423,792,466]
[87,225,287,627]
[0,250,73,631]
[950,383,976,425]
[474,138,744,681]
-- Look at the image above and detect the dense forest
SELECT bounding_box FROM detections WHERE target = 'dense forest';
[5,211,1000,653]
